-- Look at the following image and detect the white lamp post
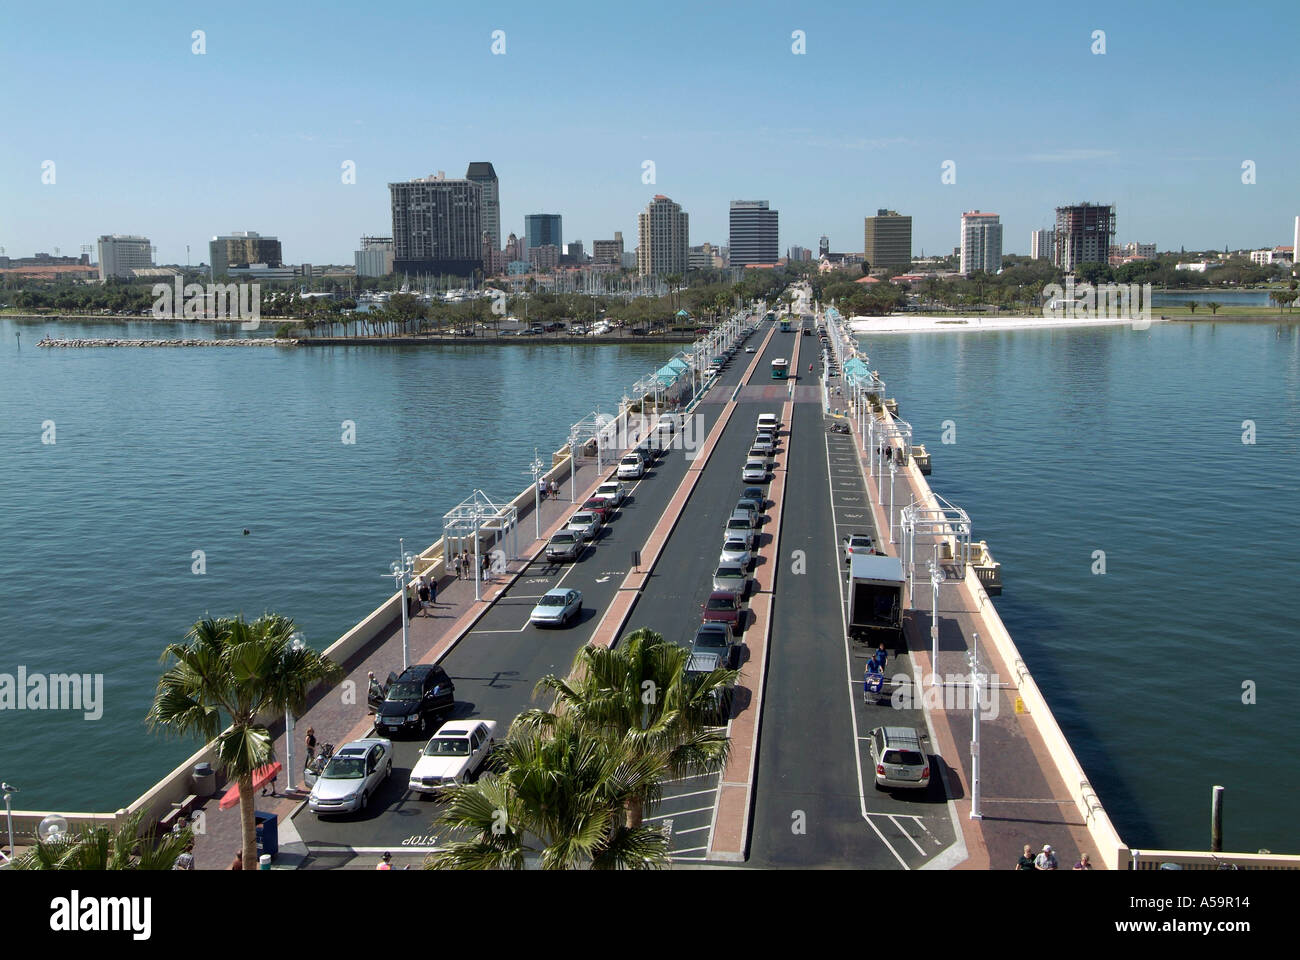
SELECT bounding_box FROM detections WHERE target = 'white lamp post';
[529,449,544,542]
[969,642,984,820]
[284,631,306,793]
[1,782,15,865]
[929,552,942,687]
[888,460,897,545]
[386,539,415,670]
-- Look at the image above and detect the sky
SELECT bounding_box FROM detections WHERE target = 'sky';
[2,0,1296,265]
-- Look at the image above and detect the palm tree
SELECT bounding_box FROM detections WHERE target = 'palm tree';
[1186,300,1198,314]
[1206,301,1222,315]
[13,810,190,870]
[426,712,671,869]
[146,614,343,869]
[519,628,734,829]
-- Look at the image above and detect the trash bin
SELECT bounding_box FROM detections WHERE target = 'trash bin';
[254,810,278,859]
[192,762,216,797]
[258,854,272,870]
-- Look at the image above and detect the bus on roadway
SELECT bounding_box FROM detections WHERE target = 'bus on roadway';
[771,358,789,380]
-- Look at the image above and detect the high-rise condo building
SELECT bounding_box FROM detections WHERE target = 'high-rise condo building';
[389,172,483,277]
[819,235,830,258]
[1031,229,1055,261]
[637,195,689,277]
[863,209,912,269]
[1054,203,1116,271]
[729,200,779,266]
[97,234,153,280]
[593,232,624,266]
[465,162,500,252]
[960,211,1003,275]
[524,214,562,259]
[209,231,283,278]
[355,236,394,277]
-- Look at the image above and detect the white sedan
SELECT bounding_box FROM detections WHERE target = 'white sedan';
[595,480,626,506]
[745,346,756,353]
[719,537,752,568]
[742,460,768,483]
[408,720,498,797]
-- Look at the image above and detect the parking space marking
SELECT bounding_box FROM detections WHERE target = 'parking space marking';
[886,815,928,854]
[645,806,715,821]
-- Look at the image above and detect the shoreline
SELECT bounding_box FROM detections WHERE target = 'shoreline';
[848,314,1173,335]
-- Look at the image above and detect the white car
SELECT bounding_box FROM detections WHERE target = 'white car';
[617,454,645,480]
[408,720,498,797]
[567,511,601,539]
[530,587,583,627]
[745,346,755,353]
[595,480,626,506]
[719,537,752,568]
[308,738,393,815]
[753,433,776,454]
[742,460,768,483]
[843,533,875,563]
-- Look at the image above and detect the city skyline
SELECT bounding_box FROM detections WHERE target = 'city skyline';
[2,1,1297,265]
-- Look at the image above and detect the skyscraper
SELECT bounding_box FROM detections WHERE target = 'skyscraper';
[524,214,562,259]
[863,209,912,269]
[637,196,689,277]
[1054,203,1116,271]
[97,234,153,280]
[389,172,483,277]
[960,211,1003,275]
[355,236,394,277]
[465,162,500,252]
[729,200,779,266]
[819,235,830,258]
[209,232,283,278]
[1031,229,1055,261]
[593,232,624,266]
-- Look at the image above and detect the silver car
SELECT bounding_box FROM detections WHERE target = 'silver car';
[742,460,768,483]
[753,433,776,454]
[712,562,748,596]
[546,530,586,562]
[308,738,393,815]
[530,588,583,627]
[869,726,932,791]
[719,537,752,568]
[567,511,601,539]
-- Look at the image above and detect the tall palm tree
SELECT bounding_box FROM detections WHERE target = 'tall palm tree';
[13,810,190,871]
[519,628,734,828]
[426,712,671,870]
[146,614,343,869]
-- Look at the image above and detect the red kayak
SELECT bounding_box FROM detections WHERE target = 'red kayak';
[218,762,282,810]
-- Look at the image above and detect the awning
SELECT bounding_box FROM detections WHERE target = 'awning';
[218,762,283,810]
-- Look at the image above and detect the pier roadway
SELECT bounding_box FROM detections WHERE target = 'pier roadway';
[292,322,771,859]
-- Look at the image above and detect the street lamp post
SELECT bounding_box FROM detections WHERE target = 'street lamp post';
[929,551,942,687]
[529,449,544,541]
[284,631,306,793]
[387,539,415,670]
[1,783,15,865]
[888,460,897,545]
[969,642,984,820]
[569,430,579,502]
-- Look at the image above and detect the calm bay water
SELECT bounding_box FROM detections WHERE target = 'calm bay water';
[859,321,1300,853]
[3,317,1297,853]
[0,318,669,811]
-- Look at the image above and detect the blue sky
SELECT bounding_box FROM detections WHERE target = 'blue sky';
[2,0,1296,265]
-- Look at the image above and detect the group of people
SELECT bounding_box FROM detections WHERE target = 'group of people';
[448,550,491,583]
[1016,843,1091,870]
[877,444,905,466]
[537,478,560,501]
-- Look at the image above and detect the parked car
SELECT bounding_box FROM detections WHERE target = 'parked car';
[745,346,756,353]
[375,665,455,738]
[582,497,615,522]
[752,432,776,454]
[712,562,748,597]
[742,459,768,483]
[594,480,626,506]
[868,726,932,791]
[408,720,498,797]
[742,485,767,507]
[690,620,741,671]
[567,510,602,539]
[719,536,752,568]
[724,512,758,549]
[546,530,586,562]
[530,587,583,627]
[308,738,393,815]
[734,498,762,525]
[756,413,780,433]
[843,533,875,563]
[701,590,742,631]
[617,454,645,480]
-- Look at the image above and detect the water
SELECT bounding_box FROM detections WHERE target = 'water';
[858,321,1300,853]
[1151,290,1276,307]
[0,318,672,811]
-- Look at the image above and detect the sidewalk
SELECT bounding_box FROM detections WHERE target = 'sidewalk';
[187,446,628,869]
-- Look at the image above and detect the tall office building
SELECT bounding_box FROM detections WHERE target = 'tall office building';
[565,240,584,263]
[637,195,689,277]
[593,231,624,266]
[1031,229,1055,261]
[863,209,912,269]
[97,234,153,280]
[355,236,394,277]
[465,162,500,252]
[524,214,562,259]
[788,245,812,262]
[209,232,283,278]
[960,211,1003,275]
[819,235,830,258]
[389,172,483,276]
[1054,203,1116,271]
[1294,217,1299,268]
[729,200,779,266]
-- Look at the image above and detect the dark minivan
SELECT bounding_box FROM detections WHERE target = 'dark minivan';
[376,664,455,737]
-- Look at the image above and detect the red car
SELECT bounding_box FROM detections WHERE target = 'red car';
[582,497,614,522]
[701,590,741,630]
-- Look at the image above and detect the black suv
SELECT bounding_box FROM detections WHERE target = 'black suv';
[376,664,455,737]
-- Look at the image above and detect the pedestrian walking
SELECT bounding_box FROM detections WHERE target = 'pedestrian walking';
[417,574,430,615]
[538,478,547,500]
[304,726,317,761]
[229,850,243,870]
[549,479,559,500]
[480,551,490,581]
[1016,844,1036,870]
[429,575,438,607]
[1034,844,1058,870]
[460,551,470,579]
